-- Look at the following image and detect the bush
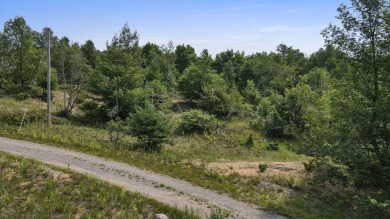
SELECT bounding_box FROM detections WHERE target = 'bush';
[258,163,267,172]
[106,119,128,147]
[265,142,279,151]
[127,102,172,151]
[308,156,351,186]
[0,108,46,125]
[244,134,254,147]
[302,159,317,172]
[14,92,30,101]
[179,109,216,133]
[210,208,231,219]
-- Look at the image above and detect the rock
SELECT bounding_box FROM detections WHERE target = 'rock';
[155,213,168,219]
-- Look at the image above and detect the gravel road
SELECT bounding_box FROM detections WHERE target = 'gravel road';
[0,137,285,219]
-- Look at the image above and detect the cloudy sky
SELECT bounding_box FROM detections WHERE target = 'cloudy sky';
[0,0,346,56]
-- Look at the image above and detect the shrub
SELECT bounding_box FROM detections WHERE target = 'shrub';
[179,109,216,133]
[14,92,30,101]
[302,159,317,172]
[106,118,128,147]
[244,134,254,147]
[210,208,231,219]
[258,163,267,172]
[308,156,351,186]
[265,142,279,151]
[127,102,172,151]
[0,108,46,125]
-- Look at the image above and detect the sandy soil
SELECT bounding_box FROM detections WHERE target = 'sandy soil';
[206,161,305,177]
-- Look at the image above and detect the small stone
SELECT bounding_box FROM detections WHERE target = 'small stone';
[155,213,168,219]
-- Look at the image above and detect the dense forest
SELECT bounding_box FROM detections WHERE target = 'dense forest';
[0,0,389,214]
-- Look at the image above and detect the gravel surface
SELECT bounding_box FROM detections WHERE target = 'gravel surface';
[0,137,285,219]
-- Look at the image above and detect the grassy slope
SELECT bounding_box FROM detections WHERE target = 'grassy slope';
[0,96,386,219]
[0,151,198,219]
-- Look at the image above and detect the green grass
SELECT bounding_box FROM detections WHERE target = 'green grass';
[0,151,199,219]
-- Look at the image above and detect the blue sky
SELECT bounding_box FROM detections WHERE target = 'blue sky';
[0,0,346,56]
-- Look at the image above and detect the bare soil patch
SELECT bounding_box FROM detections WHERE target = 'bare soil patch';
[206,161,306,177]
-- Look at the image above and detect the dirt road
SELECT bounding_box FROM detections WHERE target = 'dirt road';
[0,137,285,219]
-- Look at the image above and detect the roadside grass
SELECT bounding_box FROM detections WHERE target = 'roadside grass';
[0,97,387,218]
[0,151,199,219]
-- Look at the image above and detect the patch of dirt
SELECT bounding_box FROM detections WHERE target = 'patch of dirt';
[206,161,306,177]
[45,168,72,182]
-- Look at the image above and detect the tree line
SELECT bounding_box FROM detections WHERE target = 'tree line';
[0,0,389,188]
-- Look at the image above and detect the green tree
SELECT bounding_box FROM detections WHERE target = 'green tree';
[242,80,261,105]
[81,39,98,69]
[174,44,196,74]
[321,0,390,187]
[197,49,213,70]
[178,64,214,99]
[201,75,244,118]
[108,22,139,53]
[2,16,38,89]
[273,44,308,73]
[127,102,172,151]
[61,43,90,116]
[89,23,145,119]
[212,50,245,87]
[141,42,161,68]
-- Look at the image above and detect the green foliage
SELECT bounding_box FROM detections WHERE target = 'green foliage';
[201,78,244,118]
[209,208,231,219]
[265,142,279,151]
[175,44,196,74]
[38,67,59,90]
[2,16,40,89]
[81,40,98,69]
[257,92,285,136]
[307,157,351,186]
[244,134,254,147]
[242,80,261,105]
[258,163,267,172]
[182,207,198,219]
[106,118,128,148]
[177,65,214,100]
[14,92,30,101]
[0,107,45,125]
[354,195,390,219]
[127,102,172,151]
[302,159,317,172]
[317,0,390,188]
[180,109,216,133]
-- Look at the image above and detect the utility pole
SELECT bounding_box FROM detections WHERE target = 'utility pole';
[47,29,51,127]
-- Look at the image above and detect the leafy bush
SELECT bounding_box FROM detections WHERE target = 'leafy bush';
[309,156,351,186]
[244,134,254,147]
[265,142,279,151]
[354,195,390,219]
[302,159,317,172]
[179,109,216,133]
[106,119,128,147]
[209,208,231,219]
[258,163,267,172]
[127,102,172,151]
[14,92,30,101]
[0,108,46,125]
